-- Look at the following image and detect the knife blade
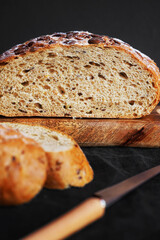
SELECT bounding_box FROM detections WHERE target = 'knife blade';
[23,165,160,240]
[95,165,160,207]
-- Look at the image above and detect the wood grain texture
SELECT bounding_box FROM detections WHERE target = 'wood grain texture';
[0,106,160,147]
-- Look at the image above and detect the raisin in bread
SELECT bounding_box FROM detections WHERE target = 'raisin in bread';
[0,124,47,205]
[0,31,159,118]
[1,122,93,189]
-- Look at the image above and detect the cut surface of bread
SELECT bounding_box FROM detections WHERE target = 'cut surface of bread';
[0,124,47,205]
[1,122,93,189]
[0,31,159,118]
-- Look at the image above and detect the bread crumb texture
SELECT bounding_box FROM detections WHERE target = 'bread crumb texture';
[0,31,159,118]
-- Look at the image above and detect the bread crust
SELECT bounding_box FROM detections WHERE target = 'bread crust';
[0,122,94,189]
[0,31,159,117]
[0,124,47,205]
[45,143,93,189]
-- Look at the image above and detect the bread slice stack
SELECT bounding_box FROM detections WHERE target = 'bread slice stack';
[0,31,159,118]
[1,122,93,189]
[0,123,93,205]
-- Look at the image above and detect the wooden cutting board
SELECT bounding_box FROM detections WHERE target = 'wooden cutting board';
[0,106,160,147]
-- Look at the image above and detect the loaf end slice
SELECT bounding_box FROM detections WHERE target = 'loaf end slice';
[0,124,47,205]
[0,31,159,118]
[1,122,93,189]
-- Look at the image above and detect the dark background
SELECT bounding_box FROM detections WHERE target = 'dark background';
[0,0,160,240]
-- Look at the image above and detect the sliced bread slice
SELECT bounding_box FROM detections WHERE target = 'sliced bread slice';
[1,122,93,189]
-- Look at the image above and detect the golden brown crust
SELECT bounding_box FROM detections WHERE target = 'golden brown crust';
[0,124,47,205]
[0,122,93,189]
[0,31,159,117]
[45,143,93,189]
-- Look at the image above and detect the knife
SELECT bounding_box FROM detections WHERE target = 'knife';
[23,165,160,240]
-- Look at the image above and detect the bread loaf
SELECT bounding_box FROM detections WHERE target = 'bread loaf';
[0,31,159,118]
[0,124,47,205]
[1,122,93,189]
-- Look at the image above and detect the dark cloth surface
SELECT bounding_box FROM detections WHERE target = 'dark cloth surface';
[0,147,160,240]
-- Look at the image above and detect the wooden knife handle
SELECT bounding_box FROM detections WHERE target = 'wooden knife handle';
[23,197,106,240]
